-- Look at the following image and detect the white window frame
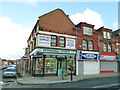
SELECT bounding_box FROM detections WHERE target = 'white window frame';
[108,44,111,52]
[83,40,87,50]
[103,43,107,52]
[83,26,92,36]
[104,31,107,39]
[107,32,111,39]
[89,40,93,50]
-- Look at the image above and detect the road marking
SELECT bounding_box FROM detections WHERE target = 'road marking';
[93,83,119,88]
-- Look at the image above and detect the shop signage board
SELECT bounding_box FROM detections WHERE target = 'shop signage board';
[78,50,99,60]
[38,35,51,47]
[100,55,117,61]
[37,48,76,54]
[66,38,75,48]
[30,48,76,56]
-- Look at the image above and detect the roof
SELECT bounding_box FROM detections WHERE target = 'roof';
[38,8,75,35]
[112,29,120,36]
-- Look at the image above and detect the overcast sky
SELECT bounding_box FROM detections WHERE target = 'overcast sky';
[0,0,118,60]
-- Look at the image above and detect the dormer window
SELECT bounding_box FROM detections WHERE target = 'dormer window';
[83,26,92,36]
[103,31,111,39]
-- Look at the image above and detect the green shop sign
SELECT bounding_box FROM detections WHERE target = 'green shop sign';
[30,47,76,56]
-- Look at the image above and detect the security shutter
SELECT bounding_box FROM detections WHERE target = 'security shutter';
[84,60,100,75]
[100,61,117,72]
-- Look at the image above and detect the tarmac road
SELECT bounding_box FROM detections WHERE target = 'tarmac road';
[1,76,120,89]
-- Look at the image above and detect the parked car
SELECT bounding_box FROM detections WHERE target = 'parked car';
[8,65,16,68]
[3,67,17,78]
[0,66,8,70]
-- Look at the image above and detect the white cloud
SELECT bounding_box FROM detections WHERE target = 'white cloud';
[70,8,104,29]
[0,16,32,60]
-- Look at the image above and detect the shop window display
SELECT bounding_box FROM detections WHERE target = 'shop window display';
[35,58,43,74]
[45,58,57,74]
[67,58,75,73]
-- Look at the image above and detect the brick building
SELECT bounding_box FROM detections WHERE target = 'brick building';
[96,27,118,74]
[75,22,100,75]
[26,9,76,77]
[25,9,119,76]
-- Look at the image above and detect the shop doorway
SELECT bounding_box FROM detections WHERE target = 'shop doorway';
[58,61,63,75]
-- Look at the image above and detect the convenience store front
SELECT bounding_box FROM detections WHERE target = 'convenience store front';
[29,47,76,77]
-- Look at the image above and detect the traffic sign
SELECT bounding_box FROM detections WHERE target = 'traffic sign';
[22,56,27,61]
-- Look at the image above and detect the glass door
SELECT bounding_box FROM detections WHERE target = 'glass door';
[58,61,63,75]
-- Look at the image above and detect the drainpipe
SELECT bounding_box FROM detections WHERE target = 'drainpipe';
[98,33,101,73]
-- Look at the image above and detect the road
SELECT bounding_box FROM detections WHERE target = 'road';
[1,76,120,89]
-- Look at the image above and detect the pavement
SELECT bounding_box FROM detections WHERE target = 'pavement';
[16,72,120,85]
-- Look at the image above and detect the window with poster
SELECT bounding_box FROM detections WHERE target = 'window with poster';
[35,58,43,74]
[45,58,57,74]
[67,58,75,73]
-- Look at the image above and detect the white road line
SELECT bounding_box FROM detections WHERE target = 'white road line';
[93,83,119,88]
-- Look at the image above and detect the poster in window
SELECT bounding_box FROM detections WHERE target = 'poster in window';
[38,35,51,47]
[66,38,75,48]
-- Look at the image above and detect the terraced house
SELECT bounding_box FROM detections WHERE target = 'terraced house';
[25,9,119,77]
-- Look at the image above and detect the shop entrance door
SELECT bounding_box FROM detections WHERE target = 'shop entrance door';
[58,61,63,75]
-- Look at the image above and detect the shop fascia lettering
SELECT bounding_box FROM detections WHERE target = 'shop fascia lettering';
[78,50,99,60]
[38,49,76,54]
[100,55,117,61]
[30,48,76,56]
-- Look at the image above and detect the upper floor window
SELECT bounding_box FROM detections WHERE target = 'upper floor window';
[83,26,92,36]
[103,31,111,39]
[108,44,111,52]
[104,31,107,39]
[89,40,93,50]
[83,40,87,50]
[51,35,57,46]
[60,37,65,47]
[107,32,111,39]
[103,43,107,52]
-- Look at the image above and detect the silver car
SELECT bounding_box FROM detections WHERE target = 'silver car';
[3,68,16,78]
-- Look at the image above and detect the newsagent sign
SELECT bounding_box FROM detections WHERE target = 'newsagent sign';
[30,48,76,56]
[38,35,51,47]
[78,50,99,60]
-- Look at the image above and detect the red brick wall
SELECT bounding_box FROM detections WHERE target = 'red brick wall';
[76,23,99,51]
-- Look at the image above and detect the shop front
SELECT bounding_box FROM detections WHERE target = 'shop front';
[76,50,100,75]
[100,53,118,74]
[29,47,76,77]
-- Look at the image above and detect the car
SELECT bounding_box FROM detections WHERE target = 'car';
[8,65,16,68]
[3,68,17,78]
[0,66,8,70]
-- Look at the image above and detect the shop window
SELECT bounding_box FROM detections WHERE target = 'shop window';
[51,35,57,46]
[89,40,93,50]
[83,26,92,36]
[35,58,43,74]
[83,40,87,50]
[103,43,107,52]
[108,44,111,52]
[45,58,57,74]
[67,58,75,73]
[60,37,65,47]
